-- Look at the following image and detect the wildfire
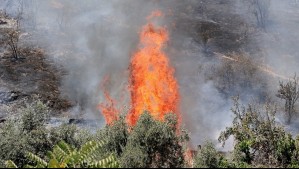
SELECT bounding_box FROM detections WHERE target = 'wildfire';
[99,11,180,127]
[98,76,119,125]
[127,11,180,126]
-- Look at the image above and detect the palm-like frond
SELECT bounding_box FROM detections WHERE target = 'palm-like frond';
[79,141,106,164]
[6,140,119,168]
[90,154,117,168]
[5,160,18,168]
[26,152,47,168]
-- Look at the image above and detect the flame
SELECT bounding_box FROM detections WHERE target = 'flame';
[98,76,119,125]
[127,11,180,126]
[98,11,180,127]
[185,149,195,167]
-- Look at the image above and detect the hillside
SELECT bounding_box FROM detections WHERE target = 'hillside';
[1,0,299,168]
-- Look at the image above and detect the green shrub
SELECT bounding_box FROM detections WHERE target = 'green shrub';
[219,97,296,167]
[6,140,119,168]
[120,112,187,168]
[0,99,93,167]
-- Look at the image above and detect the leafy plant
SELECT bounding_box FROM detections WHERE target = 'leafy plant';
[120,112,187,168]
[6,140,119,168]
[194,142,220,168]
[219,97,295,167]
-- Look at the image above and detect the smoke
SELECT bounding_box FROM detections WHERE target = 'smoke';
[0,0,238,150]
[234,0,299,79]
[2,0,299,151]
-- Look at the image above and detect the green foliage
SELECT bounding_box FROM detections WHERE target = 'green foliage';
[276,134,296,166]
[0,99,93,167]
[120,112,187,168]
[49,124,89,149]
[289,136,299,167]
[194,142,220,168]
[120,144,147,168]
[219,97,296,167]
[5,160,18,168]
[21,100,50,131]
[0,100,50,166]
[7,140,119,168]
[97,116,128,156]
[4,96,299,168]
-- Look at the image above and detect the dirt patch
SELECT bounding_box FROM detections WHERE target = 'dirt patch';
[0,47,72,112]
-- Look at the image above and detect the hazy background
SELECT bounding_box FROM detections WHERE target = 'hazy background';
[1,0,299,150]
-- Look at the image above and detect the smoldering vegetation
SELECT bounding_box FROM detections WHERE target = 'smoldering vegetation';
[1,0,299,151]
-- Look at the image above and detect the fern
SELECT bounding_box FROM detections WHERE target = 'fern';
[57,141,73,155]
[6,140,119,168]
[23,164,35,168]
[26,152,47,168]
[90,155,117,168]
[5,160,18,168]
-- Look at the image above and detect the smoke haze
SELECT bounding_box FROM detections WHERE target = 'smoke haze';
[1,0,299,150]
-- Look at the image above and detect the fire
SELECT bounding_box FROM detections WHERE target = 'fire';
[99,11,180,127]
[127,11,180,126]
[98,76,119,125]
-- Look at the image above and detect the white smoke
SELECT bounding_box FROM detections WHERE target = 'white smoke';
[2,0,299,151]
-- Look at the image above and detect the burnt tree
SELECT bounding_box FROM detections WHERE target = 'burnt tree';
[249,0,271,29]
[3,29,20,60]
[276,75,299,124]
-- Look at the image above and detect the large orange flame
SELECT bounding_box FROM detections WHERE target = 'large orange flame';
[99,11,180,127]
[127,12,180,126]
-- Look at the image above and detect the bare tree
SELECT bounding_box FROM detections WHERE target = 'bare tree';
[276,75,299,124]
[3,29,20,60]
[249,0,271,29]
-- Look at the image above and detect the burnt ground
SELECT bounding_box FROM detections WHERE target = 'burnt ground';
[170,0,257,55]
[0,0,275,120]
[0,39,72,119]
[1,1,299,123]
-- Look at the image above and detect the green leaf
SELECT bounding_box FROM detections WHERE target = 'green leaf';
[48,159,60,168]
[5,160,18,168]
[23,164,35,168]
[90,155,117,168]
[26,152,47,168]
[57,141,73,155]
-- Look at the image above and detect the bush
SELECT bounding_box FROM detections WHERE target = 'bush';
[96,116,128,156]
[0,100,50,166]
[0,99,93,167]
[119,112,187,168]
[194,142,220,168]
[6,140,119,168]
[219,97,296,167]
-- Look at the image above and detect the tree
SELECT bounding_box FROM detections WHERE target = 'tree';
[5,140,119,168]
[194,142,220,168]
[0,99,93,167]
[219,97,295,167]
[276,75,299,124]
[3,29,20,60]
[249,0,271,29]
[120,112,187,168]
[0,100,50,166]
[97,116,128,156]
